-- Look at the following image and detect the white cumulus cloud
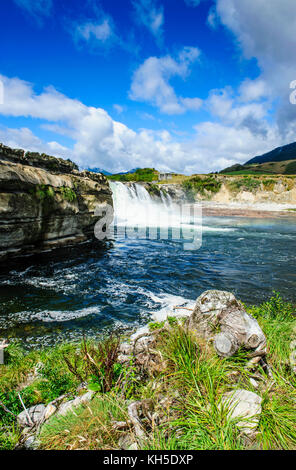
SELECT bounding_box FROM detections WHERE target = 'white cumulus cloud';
[129,47,202,114]
[0,73,292,175]
[132,0,164,44]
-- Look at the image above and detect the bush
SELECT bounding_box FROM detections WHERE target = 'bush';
[182,176,222,201]
[228,177,261,192]
[108,168,158,182]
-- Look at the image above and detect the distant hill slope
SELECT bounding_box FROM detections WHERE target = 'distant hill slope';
[220,159,296,175]
[221,141,296,175]
[246,141,296,164]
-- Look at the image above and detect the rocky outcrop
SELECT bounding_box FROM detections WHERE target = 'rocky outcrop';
[221,389,262,442]
[144,182,188,202]
[0,143,113,261]
[144,177,296,208]
[187,290,267,358]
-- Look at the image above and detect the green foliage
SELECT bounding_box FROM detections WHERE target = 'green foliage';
[228,177,261,193]
[284,161,296,174]
[63,337,121,393]
[1,293,295,450]
[0,424,20,450]
[149,320,165,331]
[259,390,296,449]
[29,184,77,203]
[59,186,77,202]
[182,176,222,201]
[147,183,162,197]
[247,291,295,322]
[108,168,158,182]
[167,316,178,327]
[262,179,277,190]
[29,184,55,201]
[39,394,127,450]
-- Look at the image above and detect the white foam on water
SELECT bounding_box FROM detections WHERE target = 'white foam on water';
[110,182,235,235]
[0,306,101,327]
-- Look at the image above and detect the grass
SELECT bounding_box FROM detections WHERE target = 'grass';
[0,293,295,450]
[227,177,261,193]
[108,168,158,182]
[39,394,128,450]
[181,176,222,201]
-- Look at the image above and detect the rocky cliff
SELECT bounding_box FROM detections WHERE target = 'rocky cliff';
[145,175,296,208]
[0,143,113,261]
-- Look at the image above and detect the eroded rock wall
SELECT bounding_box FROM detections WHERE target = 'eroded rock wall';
[0,144,113,261]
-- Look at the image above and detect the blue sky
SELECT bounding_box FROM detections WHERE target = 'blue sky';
[0,0,296,173]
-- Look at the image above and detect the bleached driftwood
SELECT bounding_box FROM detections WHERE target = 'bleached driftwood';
[187,290,267,358]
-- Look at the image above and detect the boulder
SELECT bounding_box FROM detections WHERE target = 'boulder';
[221,389,262,439]
[188,290,266,358]
[17,404,46,428]
[17,402,57,428]
[56,391,94,417]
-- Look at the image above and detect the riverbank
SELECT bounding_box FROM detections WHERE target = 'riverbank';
[201,201,296,218]
[1,291,295,451]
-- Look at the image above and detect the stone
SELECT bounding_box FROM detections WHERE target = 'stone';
[221,389,262,438]
[57,391,94,417]
[118,434,137,450]
[249,378,259,389]
[17,404,46,428]
[128,442,138,451]
[188,290,239,337]
[188,290,266,358]
[43,403,57,421]
[23,435,40,450]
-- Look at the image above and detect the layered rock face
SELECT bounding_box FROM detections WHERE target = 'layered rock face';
[0,143,113,261]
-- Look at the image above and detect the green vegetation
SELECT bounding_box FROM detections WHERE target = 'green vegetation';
[0,293,295,450]
[222,170,270,176]
[227,177,261,193]
[221,159,296,176]
[182,176,222,201]
[262,179,277,190]
[284,161,296,175]
[28,185,77,202]
[146,183,163,197]
[59,186,77,202]
[39,394,127,450]
[108,168,158,182]
[29,184,55,201]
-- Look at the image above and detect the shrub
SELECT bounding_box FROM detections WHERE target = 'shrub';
[228,177,261,193]
[182,176,222,201]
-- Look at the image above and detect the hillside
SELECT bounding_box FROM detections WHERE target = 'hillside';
[220,159,296,175]
[246,141,296,165]
[220,141,296,176]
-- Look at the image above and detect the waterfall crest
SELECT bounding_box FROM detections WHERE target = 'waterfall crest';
[110,182,178,228]
[109,181,203,252]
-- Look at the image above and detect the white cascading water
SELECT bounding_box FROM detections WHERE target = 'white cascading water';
[110,182,201,242]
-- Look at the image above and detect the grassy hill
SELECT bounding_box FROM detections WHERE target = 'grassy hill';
[246,141,296,165]
[221,141,296,175]
[221,159,296,176]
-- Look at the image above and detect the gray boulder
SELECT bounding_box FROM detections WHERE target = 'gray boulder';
[56,391,94,417]
[17,404,46,428]
[221,389,262,439]
[188,290,266,358]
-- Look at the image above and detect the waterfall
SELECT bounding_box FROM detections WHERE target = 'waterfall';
[110,182,176,227]
[109,182,202,247]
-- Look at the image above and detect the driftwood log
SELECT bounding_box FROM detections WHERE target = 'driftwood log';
[187,290,267,358]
